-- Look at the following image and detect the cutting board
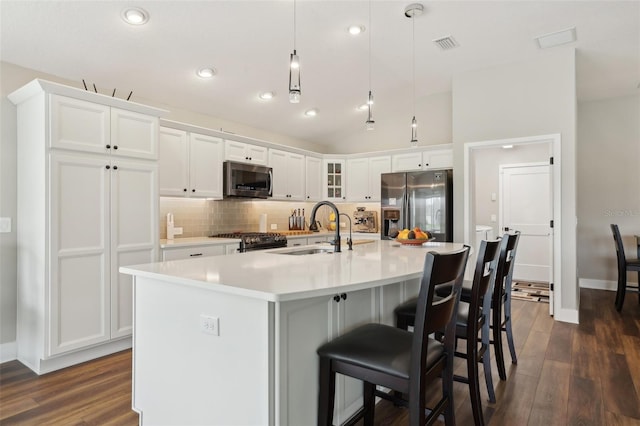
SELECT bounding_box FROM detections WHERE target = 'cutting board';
[345,239,375,246]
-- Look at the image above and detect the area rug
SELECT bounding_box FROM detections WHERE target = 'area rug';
[511,281,550,303]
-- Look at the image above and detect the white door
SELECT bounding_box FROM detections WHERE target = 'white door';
[287,152,306,200]
[500,163,552,284]
[110,159,158,338]
[368,156,391,201]
[305,156,322,201]
[49,152,110,355]
[158,127,189,196]
[189,133,223,198]
[110,108,158,160]
[346,158,369,201]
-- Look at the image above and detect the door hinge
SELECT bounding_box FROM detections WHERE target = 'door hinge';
[549,283,554,291]
[549,156,554,165]
[550,219,554,228]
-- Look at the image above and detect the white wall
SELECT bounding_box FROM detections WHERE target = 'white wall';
[577,94,640,284]
[323,91,452,154]
[452,48,578,318]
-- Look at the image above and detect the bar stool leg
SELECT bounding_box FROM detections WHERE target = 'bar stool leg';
[318,357,335,426]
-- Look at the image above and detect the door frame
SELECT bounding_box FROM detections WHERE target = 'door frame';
[463,134,561,317]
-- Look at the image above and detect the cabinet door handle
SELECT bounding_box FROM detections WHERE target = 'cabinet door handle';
[189,253,203,257]
[183,188,188,192]
[106,144,111,149]
[113,165,118,170]
[333,295,341,303]
[105,165,111,169]
[192,189,196,192]
[113,145,118,150]
[341,293,347,300]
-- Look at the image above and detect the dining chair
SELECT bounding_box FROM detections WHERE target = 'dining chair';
[491,231,520,381]
[317,246,470,426]
[610,224,640,311]
[395,239,501,426]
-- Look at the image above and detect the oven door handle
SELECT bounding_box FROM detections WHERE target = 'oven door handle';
[268,169,273,196]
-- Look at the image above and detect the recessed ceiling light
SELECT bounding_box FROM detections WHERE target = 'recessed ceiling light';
[348,25,365,35]
[197,68,216,78]
[535,27,577,49]
[259,91,275,100]
[502,144,514,149]
[121,7,149,25]
[305,109,318,117]
[357,104,369,111]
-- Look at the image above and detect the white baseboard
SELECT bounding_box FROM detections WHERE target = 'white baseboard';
[554,308,579,324]
[579,278,616,291]
[0,341,17,363]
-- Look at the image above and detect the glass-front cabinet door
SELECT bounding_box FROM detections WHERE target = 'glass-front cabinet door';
[324,159,345,201]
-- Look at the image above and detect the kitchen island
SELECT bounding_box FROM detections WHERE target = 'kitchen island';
[120,239,465,425]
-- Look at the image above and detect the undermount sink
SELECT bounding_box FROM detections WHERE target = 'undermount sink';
[273,247,335,256]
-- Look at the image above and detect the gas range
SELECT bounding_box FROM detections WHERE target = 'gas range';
[210,232,287,252]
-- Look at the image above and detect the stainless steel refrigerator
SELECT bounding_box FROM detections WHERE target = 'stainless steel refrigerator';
[380,169,453,242]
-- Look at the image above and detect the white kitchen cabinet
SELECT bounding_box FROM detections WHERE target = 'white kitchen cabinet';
[277,288,377,425]
[268,148,305,200]
[346,155,390,202]
[224,140,268,165]
[159,127,223,198]
[324,159,346,201]
[51,94,158,160]
[161,243,239,261]
[391,148,453,172]
[9,79,164,374]
[305,156,322,201]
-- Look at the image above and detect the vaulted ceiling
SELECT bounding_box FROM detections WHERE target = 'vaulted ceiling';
[2,1,638,146]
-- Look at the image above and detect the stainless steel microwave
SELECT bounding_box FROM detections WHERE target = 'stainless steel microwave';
[223,161,273,199]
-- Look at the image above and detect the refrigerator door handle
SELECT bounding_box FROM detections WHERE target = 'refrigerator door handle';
[404,188,410,231]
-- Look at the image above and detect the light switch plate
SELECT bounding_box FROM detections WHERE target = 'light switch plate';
[490,214,497,223]
[0,217,11,233]
[271,224,277,230]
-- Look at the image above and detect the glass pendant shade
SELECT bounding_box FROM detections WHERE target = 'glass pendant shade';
[365,91,375,130]
[289,50,301,103]
[410,116,418,147]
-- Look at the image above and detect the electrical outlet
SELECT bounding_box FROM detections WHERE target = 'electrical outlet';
[340,222,346,228]
[270,224,277,230]
[200,314,219,336]
[0,217,11,233]
[490,214,497,223]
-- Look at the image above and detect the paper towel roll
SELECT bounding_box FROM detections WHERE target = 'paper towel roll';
[259,213,267,232]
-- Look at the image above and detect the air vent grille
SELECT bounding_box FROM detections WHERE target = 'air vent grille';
[432,36,458,50]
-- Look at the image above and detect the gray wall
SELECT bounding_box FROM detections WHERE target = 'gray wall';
[451,48,578,317]
[577,94,640,284]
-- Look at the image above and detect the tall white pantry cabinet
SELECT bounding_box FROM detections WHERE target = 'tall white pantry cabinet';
[9,80,166,374]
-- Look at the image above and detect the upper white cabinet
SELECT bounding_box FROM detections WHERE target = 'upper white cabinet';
[9,79,165,374]
[50,95,158,160]
[391,148,453,172]
[305,156,322,201]
[323,159,346,201]
[346,156,391,202]
[269,149,305,200]
[159,127,223,198]
[225,140,268,165]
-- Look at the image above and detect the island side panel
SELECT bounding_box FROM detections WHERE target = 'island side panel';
[132,276,272,425]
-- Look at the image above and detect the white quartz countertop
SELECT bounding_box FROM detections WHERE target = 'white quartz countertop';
[159,237,241,248]
[122,240,465,302]
[120,240,462,302]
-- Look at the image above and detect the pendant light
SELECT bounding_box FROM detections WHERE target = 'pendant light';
[405,3,423,147]
[365,0,375,130]
[289,0,301,103]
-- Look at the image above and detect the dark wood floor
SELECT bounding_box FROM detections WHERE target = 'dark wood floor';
[1,289,639,425]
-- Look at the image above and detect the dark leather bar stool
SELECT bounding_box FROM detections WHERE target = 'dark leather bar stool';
[395,239,501,426]
[611,224,640,311]
[317,246,470,426]
[491,231,520,380]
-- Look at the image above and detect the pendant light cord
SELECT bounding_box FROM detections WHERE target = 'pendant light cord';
[412,12,415,116]
[293,0,297,50]
[368,0,372,91]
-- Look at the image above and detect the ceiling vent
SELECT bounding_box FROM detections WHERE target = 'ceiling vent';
[432,36,458,51]
[535,27,576,49]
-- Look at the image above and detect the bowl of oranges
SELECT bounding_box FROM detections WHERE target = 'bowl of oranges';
[394,227,434,245]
